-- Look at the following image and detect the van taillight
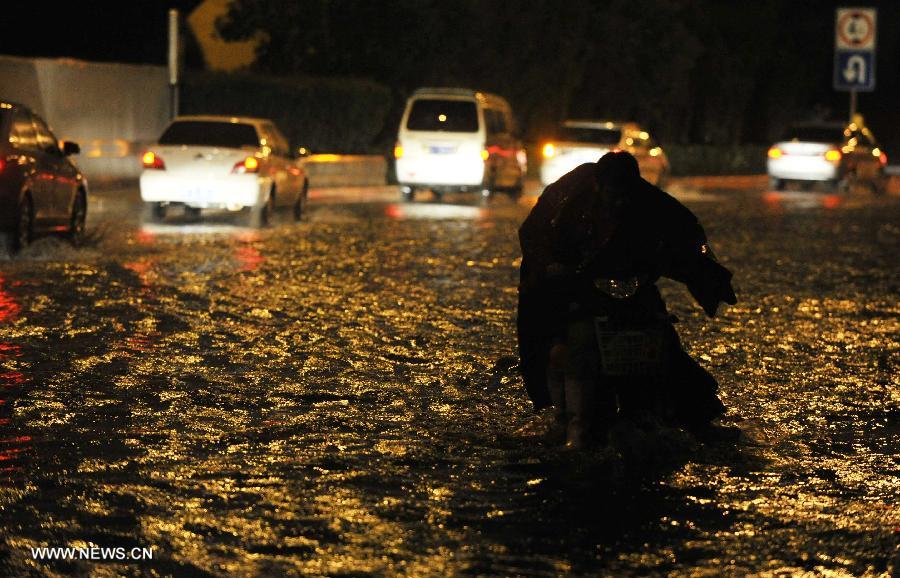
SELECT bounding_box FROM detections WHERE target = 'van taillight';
[394,144,404,159]
[142,151,165,169]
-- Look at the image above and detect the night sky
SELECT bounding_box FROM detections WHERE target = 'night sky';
[0,1,203,66]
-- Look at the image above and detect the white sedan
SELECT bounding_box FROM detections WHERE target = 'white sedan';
[540,120,669,187]
[140,115,308,226]
[766,121,888,193]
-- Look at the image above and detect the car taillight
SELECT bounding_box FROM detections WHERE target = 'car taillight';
[542,143,556,158]
[767,147,783,159]
[394,144,404,159]
[232,156,260,174]
[824,149,842,162]
[142,151,165,169]
[0,159,5,172]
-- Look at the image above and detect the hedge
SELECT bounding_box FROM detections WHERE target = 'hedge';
[181,72,769,175]
[663,144,768,176]
[180,72,392,154]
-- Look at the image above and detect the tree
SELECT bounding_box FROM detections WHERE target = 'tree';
[217,0,899,148]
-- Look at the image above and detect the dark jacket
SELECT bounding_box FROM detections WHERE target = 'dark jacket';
[517,164,736,417]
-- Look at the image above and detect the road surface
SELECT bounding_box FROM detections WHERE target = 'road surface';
[0,178,897,576]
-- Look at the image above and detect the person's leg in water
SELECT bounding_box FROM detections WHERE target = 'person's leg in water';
[545,340,567,441]
[563,317,615,449]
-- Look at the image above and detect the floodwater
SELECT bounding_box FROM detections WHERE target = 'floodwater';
[0,180,897,576]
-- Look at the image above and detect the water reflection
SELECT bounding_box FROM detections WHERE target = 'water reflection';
[762,190,844,211]
[0,184,896,575]
[0,274,29,479]
[384,203,487,221]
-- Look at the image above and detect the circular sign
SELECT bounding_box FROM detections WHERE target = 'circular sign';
[838,11,875,49]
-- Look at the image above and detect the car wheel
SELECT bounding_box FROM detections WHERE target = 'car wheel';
[293,179,309,221]
[247,191,273,228]
[509,176,524,200]
[870,174,887,196]
[833,176,852,195]
[12,194,34,253]
[480,183,494,200]
[481,167,498,200]
[400,186,416,202]
[68,190,87,246]
[768,177,785,191]
[142,202,166,223]
[184,206,202,221]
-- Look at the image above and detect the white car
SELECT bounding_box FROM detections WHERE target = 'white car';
[767,121,888,193]
[394,88,526,201]
[540,120,669,187]
[140,116,309,226]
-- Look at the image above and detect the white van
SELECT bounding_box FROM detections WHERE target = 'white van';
[394,88,526,201]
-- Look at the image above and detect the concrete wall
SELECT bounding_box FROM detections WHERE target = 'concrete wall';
[0,55,170,182]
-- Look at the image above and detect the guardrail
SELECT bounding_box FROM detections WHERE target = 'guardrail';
[304,154,387,187]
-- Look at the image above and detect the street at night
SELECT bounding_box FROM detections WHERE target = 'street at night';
[0,181,896,576]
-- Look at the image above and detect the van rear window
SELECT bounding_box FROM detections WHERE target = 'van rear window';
[406,100,478,133]
[159,121,260,148]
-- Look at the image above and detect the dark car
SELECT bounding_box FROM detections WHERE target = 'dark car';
[0,101,87,253]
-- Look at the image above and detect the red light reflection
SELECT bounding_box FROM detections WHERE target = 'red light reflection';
[0,276,21,323]
[385,204,404,220]
[235,245,265,272]
[762,190,843,211]
[0,275,29,479]
[136,229,157,245]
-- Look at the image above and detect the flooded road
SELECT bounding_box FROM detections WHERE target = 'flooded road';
[0,180,897,576]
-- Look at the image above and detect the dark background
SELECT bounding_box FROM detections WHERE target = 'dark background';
[1,0,897,151]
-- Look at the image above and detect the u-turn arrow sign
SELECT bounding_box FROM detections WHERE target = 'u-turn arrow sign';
[835,51,875,91]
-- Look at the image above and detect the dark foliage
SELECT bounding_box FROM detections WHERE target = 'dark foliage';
[216,0,899,150]
[180,72,392,154]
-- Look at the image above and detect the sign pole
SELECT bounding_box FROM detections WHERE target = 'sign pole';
[168,9,180,120]
[850,89,857,121]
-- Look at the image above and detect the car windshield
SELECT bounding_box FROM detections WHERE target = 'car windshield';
[782,126,844,143]
[557,126,622,145]
[406,99,479,133]
[159,121,259,148]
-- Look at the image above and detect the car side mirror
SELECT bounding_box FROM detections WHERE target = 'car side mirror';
[62,141,80,156]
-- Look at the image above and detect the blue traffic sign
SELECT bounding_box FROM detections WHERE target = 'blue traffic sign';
[834,50,875,92]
